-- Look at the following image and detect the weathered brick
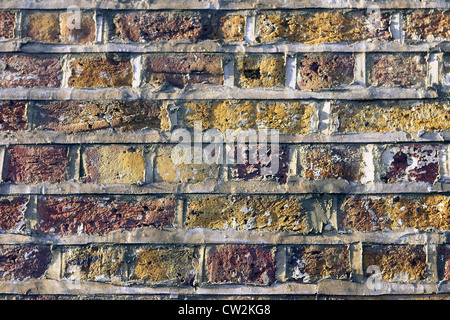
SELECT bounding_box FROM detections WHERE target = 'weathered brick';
[82,145,145,184]
[443,54,450,85]
[0,101,27,132]
[69,55,133,88]
[145,54,223,88]
[298,54,354,90]
[300,145,363,181]
[288,245,351,283]
[404,10,450,41]
[368,54,427,88]
[26,12,60,43]
[5,145,69,184]
[183,100,315,134]
[36,100,164,133]
[256,10,391,43]
[331,101,450,134]
[216,14,246,41]
[237,54,285,88]
[206,245,276,285]
[230,144,290,183]
[186,195,308,232]
[340,195,450,232]
[60,11,96,44]
[381,144,440,184]
[155,146,219,183]
[0,245,52,281]
[114,12,212,42]
[364,245,427,282]
[0,54,61,88]
[0,11,15,39]
[63,246,126,282]
[129,247,199,285]
[438,245,450,281]
[0,197,28,233]
[37,195,175,235]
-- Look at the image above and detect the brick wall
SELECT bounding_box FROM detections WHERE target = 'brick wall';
[0,0,449,300]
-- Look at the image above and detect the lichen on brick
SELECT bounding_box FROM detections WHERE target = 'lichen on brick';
[60,11,96,43]
[217,14,246,40]
[237,54,285,88]
[364,245,427,282]
[82,145,145,184]
[26,12,60,43]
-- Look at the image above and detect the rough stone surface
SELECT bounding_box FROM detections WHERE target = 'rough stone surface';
[0,54,61,88]
[0,101,27,131]
[37,196,175,235]
[60,11,96,44]
[26,12,60,43]
[217,14,246,40]
[5,145,69,184]
[82,145,145,184]
[363,245,427,282]
[0,245,52,281]
[0,197,28,233]
[298,54,355,90]
[0,11,15,39]
[404,10,450,41]
[206,245,276,285]
[288,245,351,283]
[237,55,285,88]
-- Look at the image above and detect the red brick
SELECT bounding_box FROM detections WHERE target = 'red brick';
[288,245,351,283]
[0,101,27,131]
[438,245,450,281]
[404,10,450,41]
[206,245,276,285]
[5,145,69,184]
[0,197,28,232]
[145,54,223,88]
[0,11,15,39]
[0,55,61,88]
[37,195,175,235]
[0,245,52,281]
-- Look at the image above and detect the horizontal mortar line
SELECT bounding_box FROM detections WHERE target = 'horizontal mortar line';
[0,87,439,100]
[0,279,445,297]
[0,228,444,246]
[1,131,450,144]
[3,41,448,54]
[0,181,449,195]
[0,0,448,10]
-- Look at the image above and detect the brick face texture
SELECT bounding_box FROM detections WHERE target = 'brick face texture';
[0,1,449,300]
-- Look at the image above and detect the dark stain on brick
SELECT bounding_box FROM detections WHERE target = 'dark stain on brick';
[37,196,175,235]
[0,245,52,281]
[206,245,276,285]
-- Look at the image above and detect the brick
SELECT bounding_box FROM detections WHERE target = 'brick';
[155,146,219,183]
[183,100,315,134]
[36,100,164,133]
[63,246,126,282]
[186,195,308,232]
[340,195,450,232]
[0,197,28,233]
[114,12,212,42]
[0,11,15,39]
[404,10,450,41]
[206,245,276,285]
[5,145,69,184]
[129,247,199,285]
[145,53,223,88]
[381,144,440,184]
[438,245,450,281]
[230,145,290,183]
[0,54,61,88]
[237,54,285,88]
[443,54,450,85]
[0,245,52,281]
[298,54,354,90]
[82,145,145,184]
[0,101,27,132]
[256,10,391,43]
[216,14,246,41]
[26,12,60,43]
[300,145,363,181]
[368,54,427,88]
[60,11,96,44]
[37,195,175,235]
[331,101,450,134]
[69,55,133,88]
[288,245,351,283]
[363,245,427,282]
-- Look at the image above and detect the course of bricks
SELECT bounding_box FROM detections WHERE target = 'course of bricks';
[0,0,449,300]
